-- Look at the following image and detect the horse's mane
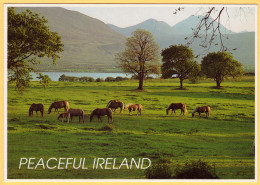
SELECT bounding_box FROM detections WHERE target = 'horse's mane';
[124,103,133,109]
[106,100,117,108]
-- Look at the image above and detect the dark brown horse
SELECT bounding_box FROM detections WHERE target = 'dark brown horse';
[128,104,143,116]
[48,101,69,114]
[57,112,71,123]
[166,103,187,115]
[90,108,113,123]
[106,100,124,113]
[29,103,44,117]
[192,106,211,118]
[68,108,84,123]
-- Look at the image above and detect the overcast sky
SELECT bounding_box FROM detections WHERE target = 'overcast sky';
[63,5,256,33]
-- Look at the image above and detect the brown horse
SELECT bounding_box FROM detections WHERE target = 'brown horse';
[192,106,211,118]
[57,112,71,123]
[106,100,124,113]
[29,103,44,117]
[48,101,69,114]
[128,104,143,116]
[166,103,187,115]
[68,108,84,123]
[90,108,113,123]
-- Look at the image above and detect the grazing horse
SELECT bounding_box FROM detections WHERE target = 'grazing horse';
[192,106,211,118]
[48,101,69,114]
[57,112,71,123]
[29,103,44,117]
[106,100,124,113]
[166,103,187,115]
[68,108,84,123]
[90,108,113,123]
[128,104,143,116]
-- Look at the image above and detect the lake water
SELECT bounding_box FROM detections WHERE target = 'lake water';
[31,72,132,81]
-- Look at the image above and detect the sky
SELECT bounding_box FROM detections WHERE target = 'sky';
[63,5,256,33]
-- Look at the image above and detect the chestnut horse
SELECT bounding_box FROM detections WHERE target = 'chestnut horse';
[192,106,211,118]
[68,108,84,123]
[128,104,143,116]
[90,108,113,123]
[48,101,69,114]
[57,112,71,123]
[106,100,124,113]
[166,103,187,115]
[29,103,44,117]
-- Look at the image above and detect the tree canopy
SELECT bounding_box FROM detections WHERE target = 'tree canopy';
[115,29,160,90]
[201,51,244,88]
[161,44,200,89]
[8,7,64,93]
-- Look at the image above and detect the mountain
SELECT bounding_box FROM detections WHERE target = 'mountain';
[14,7,126,72]
[108,17,254,71]
[107,18,180,38]
[13,8,255,72]
[172,15,234,35]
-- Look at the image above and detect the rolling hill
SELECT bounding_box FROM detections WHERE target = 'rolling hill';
[15,7,126,72]
[13,7,255,72]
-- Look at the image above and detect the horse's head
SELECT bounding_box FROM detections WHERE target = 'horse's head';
[166,108,169,115]
[192,112,195,117]
[48,107,52,114]
[89,112,94,122]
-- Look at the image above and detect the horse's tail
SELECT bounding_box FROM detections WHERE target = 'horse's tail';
[108,108,113,122]
[121,102,125,113]
[42,105,44,117]
[183,104,188,114]
[207,106,211,117]
[82,110,84,123]
[65,101,69,112]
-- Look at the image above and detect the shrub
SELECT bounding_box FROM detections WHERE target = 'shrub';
[173,159,218,179]
[105,77,115,82]
[145,158,173,179]
[96,78,104,82]
[98,124,117,131]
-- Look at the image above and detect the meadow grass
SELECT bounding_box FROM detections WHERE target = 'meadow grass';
[7,77,255,179]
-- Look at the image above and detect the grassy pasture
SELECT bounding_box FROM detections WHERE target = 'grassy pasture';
[7,77,255,179]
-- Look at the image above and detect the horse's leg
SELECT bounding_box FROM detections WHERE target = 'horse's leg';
[171,109,173,115]
[36,111,38,117]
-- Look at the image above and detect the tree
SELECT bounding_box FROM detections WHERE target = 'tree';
[8,8,64,93]
[37,74,52,88]
[161,44,200,89]
[115,29,160,90]
[201,51,244,88]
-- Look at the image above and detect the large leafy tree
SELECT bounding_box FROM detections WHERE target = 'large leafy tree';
[115,29,160,90]
[8,8,64,93]
[201,51,244,88]
[161,44,200,89]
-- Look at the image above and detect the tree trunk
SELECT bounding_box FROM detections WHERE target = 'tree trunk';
[216,80,221,88]
[180,78,183,89]
[137,64,144,90]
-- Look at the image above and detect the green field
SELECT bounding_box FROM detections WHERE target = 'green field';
[7,77,255,179]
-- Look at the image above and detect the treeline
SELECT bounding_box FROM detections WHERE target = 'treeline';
[58,74,132,82]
